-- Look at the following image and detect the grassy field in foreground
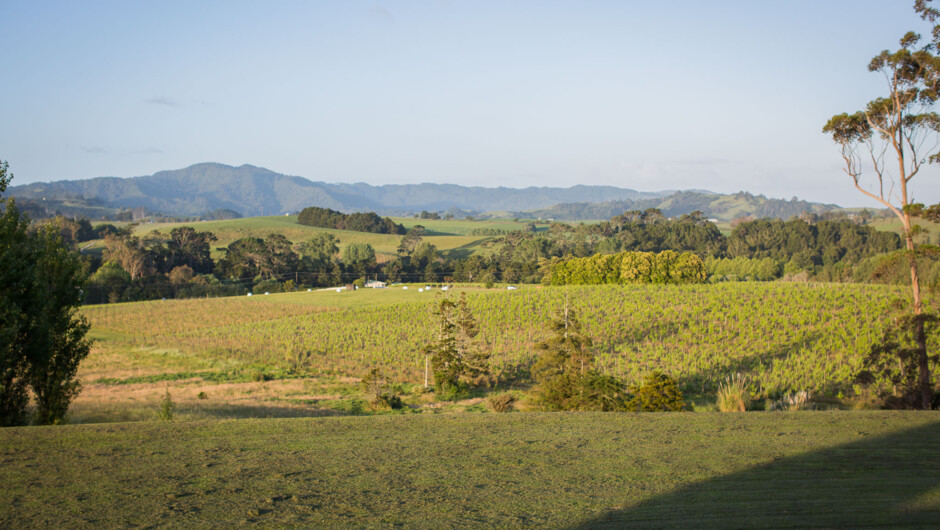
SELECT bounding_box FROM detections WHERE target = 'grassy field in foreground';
[1,411,937,527]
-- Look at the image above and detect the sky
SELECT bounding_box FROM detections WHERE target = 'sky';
[2,0,939,207]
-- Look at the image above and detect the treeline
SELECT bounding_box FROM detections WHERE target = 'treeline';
[56,206,916,304]
[297,206,405,234]
[540,251,706,286]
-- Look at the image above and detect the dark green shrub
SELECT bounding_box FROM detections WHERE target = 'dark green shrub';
[627,372,686,412]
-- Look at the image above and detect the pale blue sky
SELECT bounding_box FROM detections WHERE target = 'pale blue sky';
[1,1,938,206]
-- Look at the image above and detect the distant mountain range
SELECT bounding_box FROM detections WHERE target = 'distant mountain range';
[521,190,838,222]
[8,162,839,221]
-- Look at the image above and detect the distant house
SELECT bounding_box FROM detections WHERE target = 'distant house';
[366,280,387,289]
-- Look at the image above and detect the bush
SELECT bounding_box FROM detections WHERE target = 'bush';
[716,373,750,412]
[158,388,175,421]
[486,392,516,413]
[253,279,281,294]
[627,372,686,412]
[360,368,404,410]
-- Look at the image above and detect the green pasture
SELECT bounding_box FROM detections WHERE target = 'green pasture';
[1,411,937,527]
[396,216,540,235]
[868,216,940,243]
[130,215,514,259]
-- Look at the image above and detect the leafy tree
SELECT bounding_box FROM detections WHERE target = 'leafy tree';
[0,161,92,425]
[103,233,152,280]
[87,261,132,303]
[532,299,629,411]
[421,293,489,392]
[216,234,300,280]
[397,225,426,256]
[168,265,195,285]
[298,233,339,267]
[165,226,216,274]
[409,241,437,267]
[342,243,377,277]
[823,4,940,408]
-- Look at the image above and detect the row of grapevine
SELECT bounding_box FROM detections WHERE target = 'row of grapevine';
[83,283,927,397]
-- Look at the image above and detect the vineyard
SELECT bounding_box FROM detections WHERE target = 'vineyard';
[82,282,926,399]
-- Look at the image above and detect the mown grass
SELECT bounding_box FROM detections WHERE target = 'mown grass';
[0,411,936,527]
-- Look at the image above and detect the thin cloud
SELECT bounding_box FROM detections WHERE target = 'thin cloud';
[145,96,181,107]
[81,146,106,154]
[370,5,395,23]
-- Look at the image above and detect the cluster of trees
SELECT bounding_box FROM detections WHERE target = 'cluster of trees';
[726,218,900,270]
[86,226,227,303]
[1,161,91,425]
[469,211,903,286]
[297,206,405,234]
[540,251,707,286]
[416,210,442,220]
[415,292,685,412]
[86,229,358,303]
[704,256,782,282]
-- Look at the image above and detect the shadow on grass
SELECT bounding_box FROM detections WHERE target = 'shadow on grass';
[183,403,344,420]
[571,420,940,528]
[70,402,344,424]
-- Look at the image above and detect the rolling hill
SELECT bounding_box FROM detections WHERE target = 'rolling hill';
[9,162,840,221]
[10,163,668,218]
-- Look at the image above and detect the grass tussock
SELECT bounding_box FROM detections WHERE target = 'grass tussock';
[716,373,750,412]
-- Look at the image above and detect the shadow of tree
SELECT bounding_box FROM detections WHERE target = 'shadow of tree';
[677,334,821,396]
[442,239,491,261]
[571,420,940,528]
